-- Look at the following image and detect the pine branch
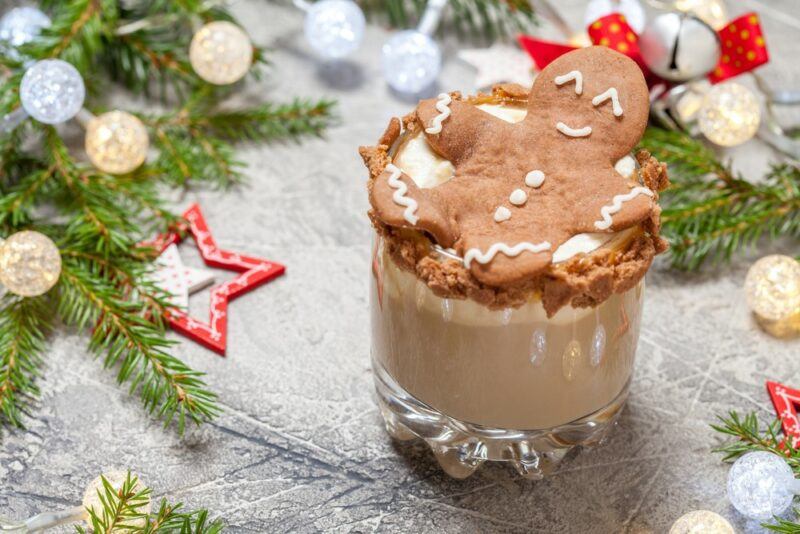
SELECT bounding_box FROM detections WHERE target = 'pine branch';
[58,257,220,432]
[144,96,336,187]
[711,411,800,469]
[358,0,538,40]
[641,127,800,270]
[76,471,224,534]
[764,516,800,534]
[190,99,338,142]
[80,472,151,533]
[0,295,52,429]
[0,1,330,433]
[21,0,113,73]
[140,501,224,533]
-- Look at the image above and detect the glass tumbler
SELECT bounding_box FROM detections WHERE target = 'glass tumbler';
[370,236,644,479]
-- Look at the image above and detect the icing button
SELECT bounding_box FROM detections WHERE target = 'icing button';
[493,206,512,222]
[525,170,545,188]
[509,189,527,206]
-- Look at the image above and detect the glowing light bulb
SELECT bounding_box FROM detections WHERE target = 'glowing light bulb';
[0,6,51,48]
[20,60,85,125]
[85,111,149,174]
[669,510,734,534]
[382,30,441,95]
[189,21,253,85]
[745,255,800,337]
[675,0,728,30]
[727,451,800,521]
[304,0,365,59]
[698,83,760,147]
[0,231,61,297]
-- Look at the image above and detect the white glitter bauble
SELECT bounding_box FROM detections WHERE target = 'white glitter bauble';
[584,0,646,33]
[727,451,797,521]
[304,0,365,59]
[20,59,85,124]
[85,111,149,174]
[0,6,51,48]
[82,471,151,528]
[0,231,61,297]
[669,510,734,534]
[189,21,253,85]
[698,82,760,147]
[382,30,441,94]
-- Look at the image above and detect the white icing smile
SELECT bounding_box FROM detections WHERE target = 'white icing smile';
[424,93,452,134]
[464,241,552,268]
[385,164,420,225]
[556,122,592,137]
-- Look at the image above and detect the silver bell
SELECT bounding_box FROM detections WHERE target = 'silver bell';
[639,12,721,82]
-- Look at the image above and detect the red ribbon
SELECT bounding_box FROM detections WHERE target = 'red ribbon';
[518,12,768,86]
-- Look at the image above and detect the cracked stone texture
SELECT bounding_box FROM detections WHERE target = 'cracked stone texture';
[2,0,800,532]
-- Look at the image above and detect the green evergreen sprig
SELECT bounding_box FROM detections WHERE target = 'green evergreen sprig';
[712,412,800,532]
[76,472,224,533]
[0,294,53,428]
[358,0,538,40]
[641,127,800,270]
[0,0,335,434]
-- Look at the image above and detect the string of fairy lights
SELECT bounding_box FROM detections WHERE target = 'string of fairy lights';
[0,8,256,299]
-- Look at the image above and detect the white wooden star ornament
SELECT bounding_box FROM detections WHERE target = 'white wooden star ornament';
[458,43,535,90]
[151,244,215,309]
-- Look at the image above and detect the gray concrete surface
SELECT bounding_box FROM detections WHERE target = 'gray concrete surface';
[2,0,800,532]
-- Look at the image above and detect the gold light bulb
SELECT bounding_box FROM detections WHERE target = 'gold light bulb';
[85,111,149,175]
[189,21,253,85]
[0,231,61,297]
[675,0,728,30]
[698,83,761,147]
[745,255,800,337]
[670,510,734,534]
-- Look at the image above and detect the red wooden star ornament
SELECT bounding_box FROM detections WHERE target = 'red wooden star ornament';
[767,380,800,448]
[151,204,285,355]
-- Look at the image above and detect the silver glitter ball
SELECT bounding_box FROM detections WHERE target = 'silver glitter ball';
[20,59,85,124]
[0,6,51,48]
[639,12,721,82]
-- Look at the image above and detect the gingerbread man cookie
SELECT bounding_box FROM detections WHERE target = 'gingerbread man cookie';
[370,46,654,287]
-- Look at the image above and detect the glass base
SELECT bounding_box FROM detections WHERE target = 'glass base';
[373,356,630,479]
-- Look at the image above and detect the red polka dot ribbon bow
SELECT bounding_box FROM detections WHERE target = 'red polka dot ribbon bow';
[519,12,768,87]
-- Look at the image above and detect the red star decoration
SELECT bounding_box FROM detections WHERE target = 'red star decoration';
[767,380,800,448]
[151,203,285,355]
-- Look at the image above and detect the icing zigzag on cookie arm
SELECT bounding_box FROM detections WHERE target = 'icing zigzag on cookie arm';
[425,93,453,134]
[385,164,420,225]
[594,187,654,230]
[464,241,552,268]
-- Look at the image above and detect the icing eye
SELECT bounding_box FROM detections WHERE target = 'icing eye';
[591,88,623,117]
[554,70,583,95]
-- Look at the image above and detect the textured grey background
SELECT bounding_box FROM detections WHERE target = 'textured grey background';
[2,0,800,532]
